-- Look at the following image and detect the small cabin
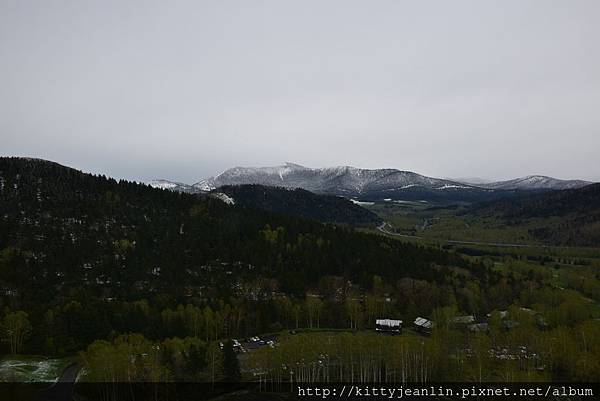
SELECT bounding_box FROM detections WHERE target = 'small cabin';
[414,317,434,335]
[375,319,402,334]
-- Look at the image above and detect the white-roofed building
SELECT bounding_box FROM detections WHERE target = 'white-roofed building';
[375,318,402,334]
[414,317,434,335]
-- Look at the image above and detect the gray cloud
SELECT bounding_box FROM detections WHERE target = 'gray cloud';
[1,0,599,183]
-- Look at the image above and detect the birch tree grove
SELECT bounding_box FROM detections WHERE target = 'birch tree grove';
[246,320,600,384]
[2,310,31,354]
[246,332,437,385]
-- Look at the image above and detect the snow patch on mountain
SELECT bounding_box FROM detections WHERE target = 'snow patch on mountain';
[435,184,472,190]
[194,179,216,192]
[210,192,235,205]
[148,179,194,192]
[350,199,375,206]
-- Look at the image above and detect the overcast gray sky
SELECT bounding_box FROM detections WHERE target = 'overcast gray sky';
[1,0,599,183]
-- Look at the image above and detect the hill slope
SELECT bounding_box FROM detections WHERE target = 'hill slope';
[0,157,472,305]
[215,185,381,225]
[0,157,491,355]
[470,183,600,246]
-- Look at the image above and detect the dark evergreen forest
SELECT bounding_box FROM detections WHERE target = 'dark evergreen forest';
[215,184,381,225]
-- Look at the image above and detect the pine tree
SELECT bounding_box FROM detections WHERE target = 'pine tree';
[222,340,241,382]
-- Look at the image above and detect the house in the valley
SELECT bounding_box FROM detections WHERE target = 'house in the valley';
[375,318,402,334]
[414,317,434,335]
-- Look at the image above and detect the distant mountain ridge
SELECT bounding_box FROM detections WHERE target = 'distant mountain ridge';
[194,162,476,195]
[462,175,592,191]
[152,163,594,203]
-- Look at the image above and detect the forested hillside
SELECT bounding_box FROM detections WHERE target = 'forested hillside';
[0,157,478,354]
[469,183,600,246]
[215,184,380,225]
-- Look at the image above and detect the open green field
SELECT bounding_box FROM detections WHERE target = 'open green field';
[366,201,600,254]
[367,201,540,244]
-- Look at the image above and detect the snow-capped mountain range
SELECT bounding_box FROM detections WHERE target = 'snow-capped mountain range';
[149,163,593,203]
[194,163,476,194]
